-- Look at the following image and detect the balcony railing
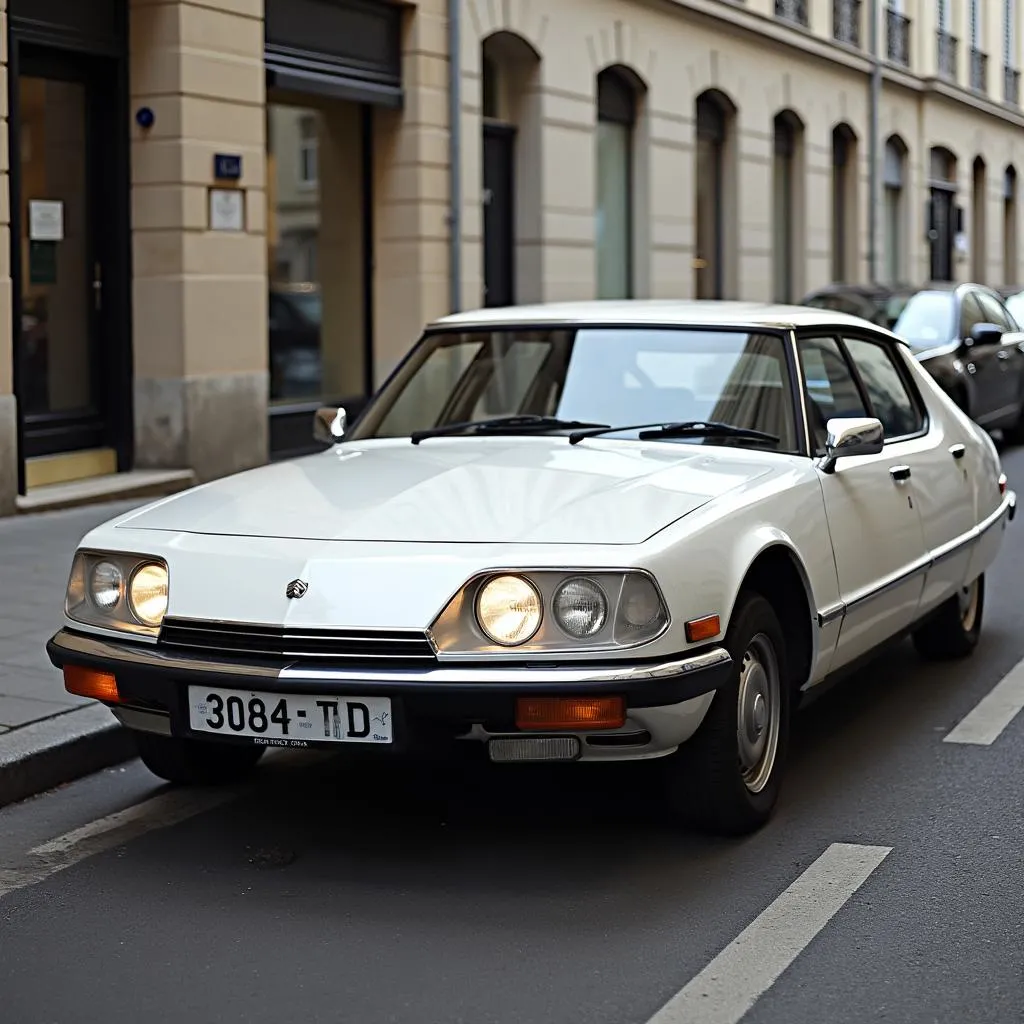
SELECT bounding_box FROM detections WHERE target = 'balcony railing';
[775,0,809,28]
[970,48,988,91]
[886,9,911,66]
[937,30,958,80]
[832,0,860,46]
[1005,66,1021,105]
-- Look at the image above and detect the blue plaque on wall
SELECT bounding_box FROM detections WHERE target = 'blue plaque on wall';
[213,154,243,180]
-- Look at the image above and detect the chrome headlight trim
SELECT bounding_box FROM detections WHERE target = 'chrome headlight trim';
[66,549,170,636]
[429,567,670,658]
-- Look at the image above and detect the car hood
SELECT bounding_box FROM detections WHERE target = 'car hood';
[119,438,779,546]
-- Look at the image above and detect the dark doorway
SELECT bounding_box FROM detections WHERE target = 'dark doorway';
[10,43,131,470]
[483,123,516,308]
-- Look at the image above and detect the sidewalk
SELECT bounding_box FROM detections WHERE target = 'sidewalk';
[0,500,145,807]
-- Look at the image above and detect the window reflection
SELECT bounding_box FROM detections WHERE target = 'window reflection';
[266,95,367,407]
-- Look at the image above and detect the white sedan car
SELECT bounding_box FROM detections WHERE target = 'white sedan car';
[47,301,1016,835]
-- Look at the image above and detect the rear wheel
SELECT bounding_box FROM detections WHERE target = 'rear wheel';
[912,574,985,661]
[663,592,791,836]
[134,732,265,785]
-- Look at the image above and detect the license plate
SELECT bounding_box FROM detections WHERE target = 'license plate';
[187,686,393,746]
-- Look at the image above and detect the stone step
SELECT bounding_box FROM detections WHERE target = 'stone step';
[15,469,196,515]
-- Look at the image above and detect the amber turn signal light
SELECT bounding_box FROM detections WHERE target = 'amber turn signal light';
[515,696,625,731]
[685,614,721,643]
[63,665,120,704]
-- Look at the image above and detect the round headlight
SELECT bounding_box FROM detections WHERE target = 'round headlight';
[129,563,169,626]
[90,561,124,610]
[619,574,664,630]
[553,577,608,639]
[475,575,542,646]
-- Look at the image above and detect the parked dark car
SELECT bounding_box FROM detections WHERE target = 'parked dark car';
[802,282,1024,439]
[796,282,917,329]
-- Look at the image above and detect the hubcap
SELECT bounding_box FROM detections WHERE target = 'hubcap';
[736,634,782,794]
[959,578,980,633]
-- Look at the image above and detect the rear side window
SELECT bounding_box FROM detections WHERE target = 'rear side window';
[843,337,924,440]
[797,336,868,453]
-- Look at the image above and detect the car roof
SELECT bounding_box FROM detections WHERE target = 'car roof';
[428,299,897,334]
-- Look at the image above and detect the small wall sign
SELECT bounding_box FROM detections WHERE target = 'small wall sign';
[29,200,64,241]
[209,188,245,232]
[213,153,243,180]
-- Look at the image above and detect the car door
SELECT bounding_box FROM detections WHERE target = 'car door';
[958,289,1004,425]
[797,333,928,670]
[844,334,976,615]
[976,290,1024,422]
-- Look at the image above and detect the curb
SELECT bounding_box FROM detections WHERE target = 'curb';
[0,704,137,810]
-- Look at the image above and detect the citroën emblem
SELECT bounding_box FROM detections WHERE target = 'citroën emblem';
[286,578,309,599]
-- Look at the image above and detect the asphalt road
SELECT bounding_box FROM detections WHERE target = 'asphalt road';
[4,449,1024,1024]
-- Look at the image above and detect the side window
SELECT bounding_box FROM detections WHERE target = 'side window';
[796,336,868,453]
[958,292,985,341]
[843,337,925,440]
[977,293,1014,334]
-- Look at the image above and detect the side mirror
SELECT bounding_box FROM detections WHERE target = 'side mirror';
[818,416,884,475]
[313,406,347,445]
[969,322,1004,348]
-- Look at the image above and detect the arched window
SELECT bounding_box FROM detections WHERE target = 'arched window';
[596,68,636,298]
[773,110,804,302]
[831,124,858,281]
[694,90,736,299]
[883,136,907,283]
[1005,166,1017,284]
[972,156,987,281]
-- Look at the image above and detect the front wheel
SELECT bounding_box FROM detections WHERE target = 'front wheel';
[912,574,985,661]
[134,732,265,785]
[663,591,792,836]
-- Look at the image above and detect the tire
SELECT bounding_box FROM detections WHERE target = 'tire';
[134,732,265,785]
[663,591,792,836]
[912,574,985,661]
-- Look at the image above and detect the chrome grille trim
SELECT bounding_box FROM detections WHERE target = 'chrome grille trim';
[157,617,437,662]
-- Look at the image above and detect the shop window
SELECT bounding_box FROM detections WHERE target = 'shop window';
[266,97,366,409]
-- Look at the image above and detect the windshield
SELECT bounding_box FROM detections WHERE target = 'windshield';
[891,291,956,351]
[349,327,800,452]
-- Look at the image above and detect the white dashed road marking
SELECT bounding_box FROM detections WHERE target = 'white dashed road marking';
[0,788,236,900]
[943,657,1024,745]
[643,842,892,1024]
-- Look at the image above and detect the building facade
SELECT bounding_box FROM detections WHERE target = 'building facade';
[0,0,1022,514]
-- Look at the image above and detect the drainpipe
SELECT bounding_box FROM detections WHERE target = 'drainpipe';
[447,0,462,313]
[867,0,882,284]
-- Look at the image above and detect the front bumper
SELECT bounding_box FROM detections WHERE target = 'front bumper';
[47,628,731,762]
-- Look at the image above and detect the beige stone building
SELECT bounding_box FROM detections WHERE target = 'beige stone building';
[1,0,1023,515]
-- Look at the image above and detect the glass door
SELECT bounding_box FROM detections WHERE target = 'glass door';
[14,45,126,463]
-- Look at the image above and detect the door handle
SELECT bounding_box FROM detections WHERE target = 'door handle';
[949,443,966,460]
[889,465,912,482]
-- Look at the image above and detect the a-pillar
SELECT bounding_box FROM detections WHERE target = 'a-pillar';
[129,0,268,483]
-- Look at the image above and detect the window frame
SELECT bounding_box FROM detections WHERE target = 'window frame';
[839,330,930,444]
[793,325,930,449]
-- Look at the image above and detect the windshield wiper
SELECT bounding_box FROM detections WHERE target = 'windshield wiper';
[411,414,611,445]
[567,420,780,446]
